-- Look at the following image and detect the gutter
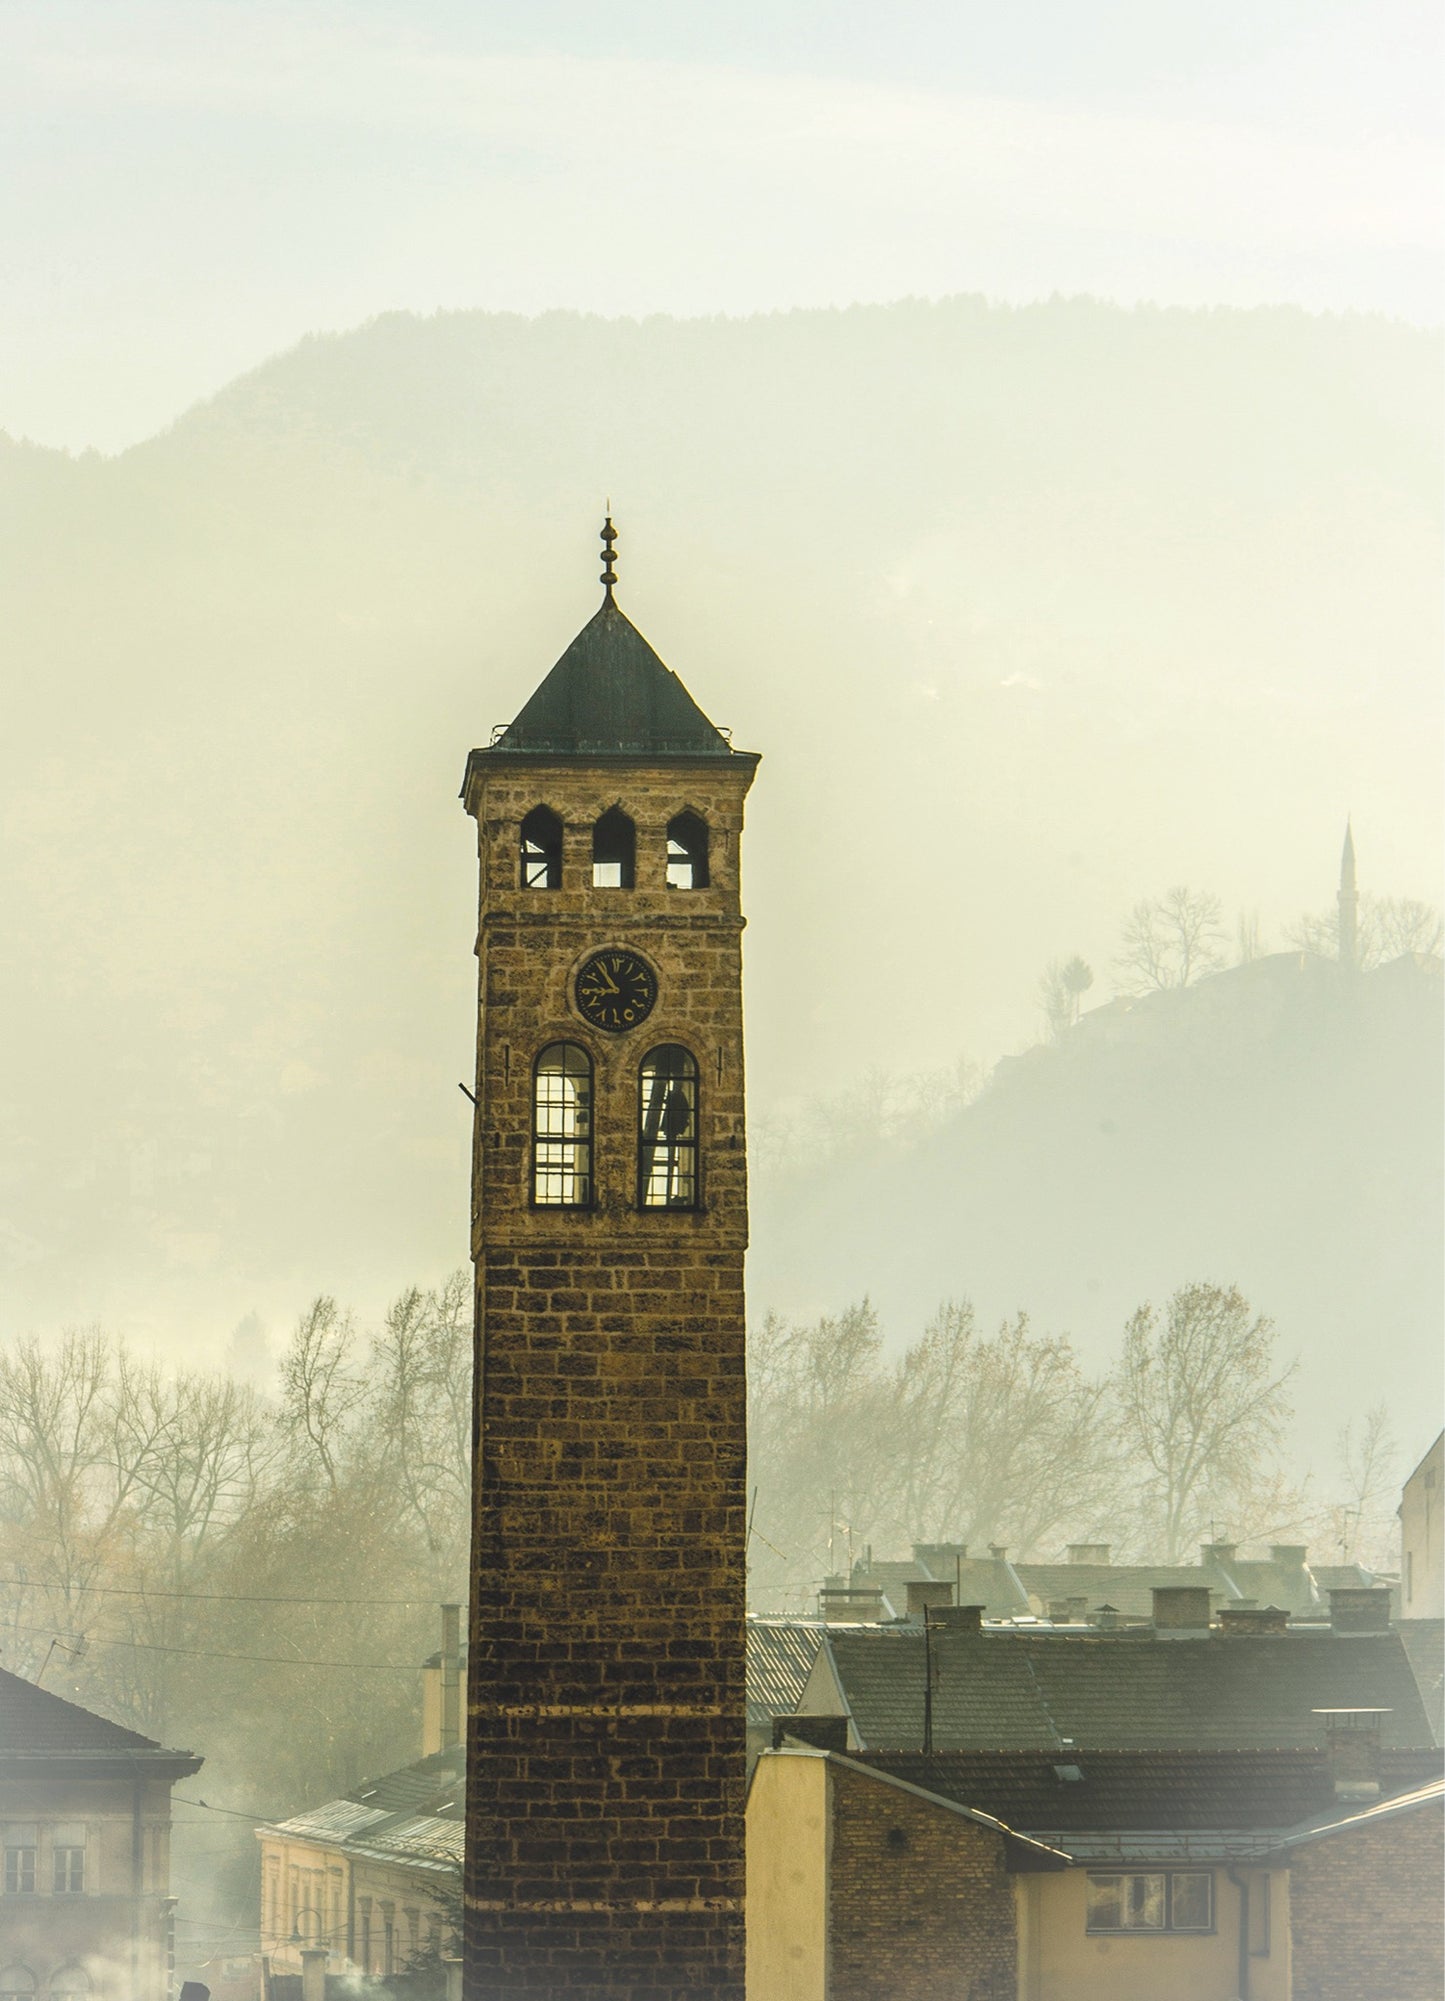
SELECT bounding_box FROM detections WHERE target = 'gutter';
[1225,1862,1250,2001]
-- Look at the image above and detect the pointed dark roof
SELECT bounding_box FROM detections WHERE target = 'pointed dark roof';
[0,1664,199,1771]
[490,598,734,758]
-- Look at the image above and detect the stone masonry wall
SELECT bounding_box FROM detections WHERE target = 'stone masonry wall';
[827,1761,1019,2001]
[1287,1798,1444,2001]
[463,757,755,2001]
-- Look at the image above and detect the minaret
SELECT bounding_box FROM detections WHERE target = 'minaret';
[1338,819,1359,972]
[459,520,757,1999]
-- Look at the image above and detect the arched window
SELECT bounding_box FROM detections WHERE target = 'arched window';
[638,1046,699,1209]
[0,1969,35,2001]
[520,806,563,890]
[592,808,635,889]
[666,811,709,890]
[533,1044,593,1207]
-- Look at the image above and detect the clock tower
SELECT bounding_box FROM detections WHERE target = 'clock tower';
[459,521,757,1999]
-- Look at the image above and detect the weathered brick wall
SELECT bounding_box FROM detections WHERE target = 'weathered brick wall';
[462,758,755,2001]
[1288,1799,1444,2001]
[827,1762,1018,2001]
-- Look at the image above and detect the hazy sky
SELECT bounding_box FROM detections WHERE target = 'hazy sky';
[4,0,1440,452]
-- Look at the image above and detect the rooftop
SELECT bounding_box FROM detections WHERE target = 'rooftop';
[0,1665,199,1768]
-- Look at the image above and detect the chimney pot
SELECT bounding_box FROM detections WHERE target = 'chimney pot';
[1219,1604,1290,1636]
[906,1579,955,1618]
[1328,1587,1391,1635]
[773,1714,849,1753]
[989,1544,1008,1560]
[912,1542,967,1575]
[929,1603,984,1633]
[1200,1541,1238,1565]
[1152,1585,1212,1631]
[1271,1544,1308,1566]
[819,1585,886,1624]
[1067,1543,1110,1566]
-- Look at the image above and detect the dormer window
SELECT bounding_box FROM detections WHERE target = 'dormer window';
[520,807,562,890]
[666,812,709,890]
[592,808,635,889]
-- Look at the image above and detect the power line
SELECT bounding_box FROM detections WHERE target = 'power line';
[0,1572,443,1609]
[0,1616,422,1672]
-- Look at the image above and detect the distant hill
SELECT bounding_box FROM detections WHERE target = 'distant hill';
[750,950,1444,1451]
[0,298,1439,1435]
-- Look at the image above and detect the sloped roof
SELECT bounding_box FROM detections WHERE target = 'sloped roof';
[849,1747,1444,1832]
[0,1664,194,1762]
[1399,1621,1445,1745]
[814,1627,1435,1752]
[261,1745,465,1876]
[1261,1775,1445,1856]
[746,1618,827,1732]
[488,598,734,758]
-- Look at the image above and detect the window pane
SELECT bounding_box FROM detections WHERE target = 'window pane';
[1124,1875,1166,1930]
[639,1047,698,1209]
[1171,1873,1212,1931]
[533,1044,592,1207]
[1086,1877,1123,1931]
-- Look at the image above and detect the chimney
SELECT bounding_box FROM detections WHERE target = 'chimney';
[819,1585,886,1624]
[928,1603,984,1633]
[1199,1542,1238,1566]
[1328,1587,1391,1635]
[1219,1604,1290,1637]
[422,1603,464,1757]
[1270,1544,1308,1568]
[1067,1543,1110,1565]
[1314,1710,1389,1800]
[988,1543,1008,1560]
[1152,1586,1212,1632]
[1095,1603,1121,1629]
[772,1714,849,1753]
[1048,1597,1089,1625]
[906,1580,955,1619]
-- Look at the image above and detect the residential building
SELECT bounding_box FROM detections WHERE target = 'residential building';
[1400,1429,1443,1620]
[256,1745,462,1982]
[0,1665,202,2001]
[748,1726,1445,1997]
[794,1590,1435,1753]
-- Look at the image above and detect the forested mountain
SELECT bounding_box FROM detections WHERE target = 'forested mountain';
[2,298,1439,1453]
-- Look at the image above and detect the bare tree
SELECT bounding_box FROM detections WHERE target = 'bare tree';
[279,1296,364,1495]
[882,1303,1115,1556]
[1290,894,1443,968]
[1038,957,1094,1040]
[1114,1282,1295,1562]
[1115,887,1226,993]
[1322,1402,1400,1570]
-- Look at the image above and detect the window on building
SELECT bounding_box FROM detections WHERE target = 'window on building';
[51,1827,84,1895]
[0,1967,35,2001]
[1087,1872,1213,1933]
[3,1828,36,1895]
[592,807,635,888]
[533,1043,593,1207]
[638,1045,699,1209]
[520,807,563,890]
[666,811,709,889]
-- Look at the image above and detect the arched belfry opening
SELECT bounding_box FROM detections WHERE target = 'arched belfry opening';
[592,806,636,888]
[520,806,563,889]
[666,811,709,890]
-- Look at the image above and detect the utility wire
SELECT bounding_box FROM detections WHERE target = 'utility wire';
[0,1572,442,1609]
[0,1615,421,1671]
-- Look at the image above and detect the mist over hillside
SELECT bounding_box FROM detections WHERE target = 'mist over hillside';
[2,297,1440,1457]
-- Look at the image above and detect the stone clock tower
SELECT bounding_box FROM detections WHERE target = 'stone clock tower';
[459,521,757,2000]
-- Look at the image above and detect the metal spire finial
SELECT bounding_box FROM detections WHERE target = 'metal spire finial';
[600,511,618,601]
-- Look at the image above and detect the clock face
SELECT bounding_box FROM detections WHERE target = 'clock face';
[574,948,658,1034]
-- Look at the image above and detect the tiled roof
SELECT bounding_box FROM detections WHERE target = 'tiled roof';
[746,1619,827,1730]
[260,1745,465,1876]
[0,1665,195,1762]
[847,1748,1444,1832]
[814,1627,1435,1751]
[1399,1621,1445,1746]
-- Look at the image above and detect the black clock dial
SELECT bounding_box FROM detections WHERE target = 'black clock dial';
[574,948,658,1034]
